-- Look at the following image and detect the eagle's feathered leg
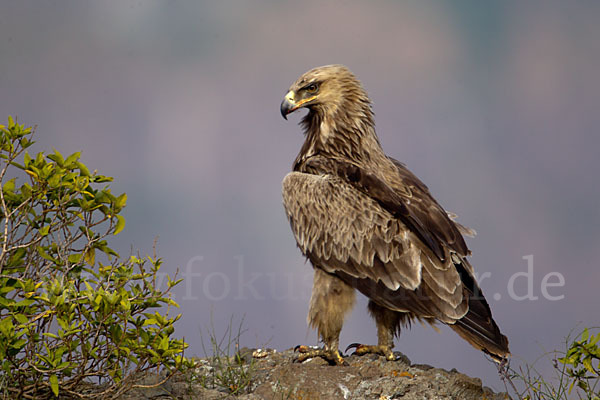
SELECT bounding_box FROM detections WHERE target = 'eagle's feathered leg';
[346,301,402,361]
[295,268,355,365]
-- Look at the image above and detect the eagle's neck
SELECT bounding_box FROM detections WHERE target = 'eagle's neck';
[294,100,386,172]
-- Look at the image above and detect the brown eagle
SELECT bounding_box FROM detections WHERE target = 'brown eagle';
[280,65,509,365]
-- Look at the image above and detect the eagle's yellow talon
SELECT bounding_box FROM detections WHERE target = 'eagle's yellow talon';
[293,346,347,366]
[293,345,311,353]
[346,343,396,361]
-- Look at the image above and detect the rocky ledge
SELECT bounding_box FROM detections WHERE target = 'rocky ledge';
[118,348,509,399]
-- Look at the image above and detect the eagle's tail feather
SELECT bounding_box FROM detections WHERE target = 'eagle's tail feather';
[449,291,510,362]
[451,262,510,362]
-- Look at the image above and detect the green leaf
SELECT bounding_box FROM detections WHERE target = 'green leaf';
[84,248,95,266]
[582,328,589,341]
[37,246,56,263]
[2,178,15,194]
[119,298,130,311]
[0,318,14,336]
[35,152,45,165]
[15,298,34,307]
[57,317,69,331]
[165,298,180,308]
[56,361,71,371]
[114,215,125,235]
[47,149,65,166]
[568,379,575,394]
[76,161,91,177]
[159,335,170,351]
[21,182,32,198]
[583,358,595,374]
[0,284,15,295]
[115,193,127,209]
[93,175,113,183]
[50,373,59,397]
[9,160,25,170]
[20,137,33,149]
[64,151,81,167]
[68,253,82,264]
[5,248,26,269]
[11,338,27,350]
[47,173,61,188]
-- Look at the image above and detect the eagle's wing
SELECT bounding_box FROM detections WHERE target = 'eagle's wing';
[282,165,469,323]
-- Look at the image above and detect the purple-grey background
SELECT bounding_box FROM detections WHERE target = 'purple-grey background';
[2,0,599,389]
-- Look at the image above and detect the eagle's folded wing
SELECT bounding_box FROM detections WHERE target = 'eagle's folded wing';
[282,170,468,323]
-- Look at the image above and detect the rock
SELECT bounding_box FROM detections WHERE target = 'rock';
[113,349,509,399]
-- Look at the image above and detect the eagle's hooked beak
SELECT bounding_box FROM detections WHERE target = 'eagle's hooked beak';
[280,90,317,120]
[280,91,296,120]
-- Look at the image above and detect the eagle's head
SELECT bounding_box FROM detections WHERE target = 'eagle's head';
[280,64,371,122]
[282,65,380,165]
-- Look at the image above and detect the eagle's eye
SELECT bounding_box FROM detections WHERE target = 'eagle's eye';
[305,83,319,94]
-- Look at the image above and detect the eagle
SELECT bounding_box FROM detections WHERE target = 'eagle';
[280,64,509,365]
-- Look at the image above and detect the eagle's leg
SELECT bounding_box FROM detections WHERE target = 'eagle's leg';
[295,269,355,366]
[346,300,400,361]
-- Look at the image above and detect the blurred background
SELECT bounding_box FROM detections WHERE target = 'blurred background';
[2,0,599,389]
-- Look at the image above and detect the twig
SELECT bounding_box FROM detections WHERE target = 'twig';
[497,357,520,400]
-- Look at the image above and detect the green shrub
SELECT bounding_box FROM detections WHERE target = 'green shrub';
[0,117,193,399]
[559,328,600,398]
[507,327,599,400]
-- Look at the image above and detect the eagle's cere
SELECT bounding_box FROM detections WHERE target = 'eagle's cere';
[280,64,509,365]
